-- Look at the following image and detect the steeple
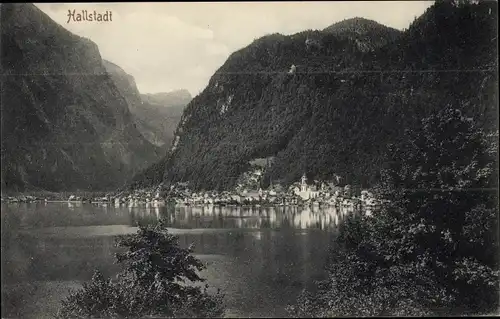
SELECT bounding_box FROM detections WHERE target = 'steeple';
[301,173,307,192]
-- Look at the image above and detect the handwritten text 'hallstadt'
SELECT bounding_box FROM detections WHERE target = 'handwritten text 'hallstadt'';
[67,10,112,23]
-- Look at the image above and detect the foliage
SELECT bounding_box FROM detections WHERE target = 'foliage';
[323,17,402,50]
[128,157,168,190]
[135,0,497,192]
[287,108,499,317]
[57,220,225,318]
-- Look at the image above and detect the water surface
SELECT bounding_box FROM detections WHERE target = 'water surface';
[1,202,354,318]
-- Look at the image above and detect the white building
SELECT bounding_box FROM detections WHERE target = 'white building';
[294,173,319,200]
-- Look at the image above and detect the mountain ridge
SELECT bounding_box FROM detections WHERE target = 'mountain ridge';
[141,89,192,107]
[130,0,497,192]
[1,3,161,192]
[102,60,191,149]
[323,17,402,51]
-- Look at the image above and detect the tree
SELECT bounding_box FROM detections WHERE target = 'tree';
[58,220,225,318]
[287,108,499,317]
[376,108,499,314]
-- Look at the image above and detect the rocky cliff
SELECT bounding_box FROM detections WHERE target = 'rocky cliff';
[1,3,161,192]
[102,60,191,149]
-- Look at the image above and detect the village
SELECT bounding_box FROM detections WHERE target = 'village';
[1,163,383,215]
[105,167,384,214]
[1,169,383,214]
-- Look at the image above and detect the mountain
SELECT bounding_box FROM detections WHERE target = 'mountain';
[141,89,192,107]
[137,90,191,149]
[0,3,161,192]
[323,17,402,51]
[102,61,191,149]
[130,1,498,192]
[101,60,142,108]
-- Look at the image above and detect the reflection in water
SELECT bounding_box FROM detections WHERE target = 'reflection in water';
[133,204,356,231]
[1,202,361,318]
[67,201,83,209]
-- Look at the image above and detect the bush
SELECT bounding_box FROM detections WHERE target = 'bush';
[57,220,225,318]
[287,108,499,317]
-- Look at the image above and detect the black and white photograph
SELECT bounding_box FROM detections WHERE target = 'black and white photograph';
[1,1,499,317]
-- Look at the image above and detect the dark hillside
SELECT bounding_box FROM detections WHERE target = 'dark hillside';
[131,1,497,191]
[1,3,161,191]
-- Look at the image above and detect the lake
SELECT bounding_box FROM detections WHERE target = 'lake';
[1,202,356,318]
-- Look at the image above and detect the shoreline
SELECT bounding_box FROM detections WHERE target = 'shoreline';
[1,199,381,210]
[1,188,383,211]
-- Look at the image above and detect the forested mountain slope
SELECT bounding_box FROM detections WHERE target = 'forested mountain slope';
[131,1,498,191]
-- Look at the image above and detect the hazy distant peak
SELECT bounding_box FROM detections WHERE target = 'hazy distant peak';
[141,89,192,107]
[146,89,192,99]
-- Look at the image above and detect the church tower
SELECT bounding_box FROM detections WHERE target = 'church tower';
[300,173,307,192]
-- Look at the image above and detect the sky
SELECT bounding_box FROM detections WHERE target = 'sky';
[36,2,434,96]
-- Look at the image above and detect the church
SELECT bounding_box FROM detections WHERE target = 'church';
[293,173,319,200]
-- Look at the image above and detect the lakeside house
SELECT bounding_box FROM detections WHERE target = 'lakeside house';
[96,172,384,217]
[242,189,262,203]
